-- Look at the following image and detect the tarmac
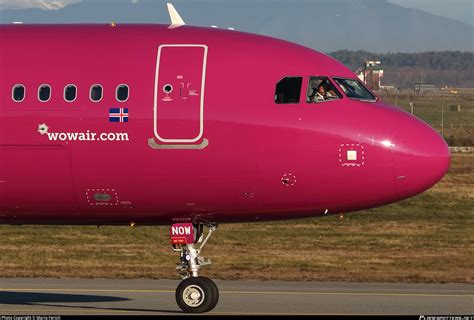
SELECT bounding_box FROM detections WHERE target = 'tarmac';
[0,278,472,315]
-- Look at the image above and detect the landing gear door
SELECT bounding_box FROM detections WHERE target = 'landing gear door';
[150,45,208,149]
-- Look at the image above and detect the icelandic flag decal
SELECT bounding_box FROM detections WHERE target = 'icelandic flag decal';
[109,108,129,123]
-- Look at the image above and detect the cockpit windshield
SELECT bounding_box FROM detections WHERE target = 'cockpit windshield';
[307,77,342,103]
[333,78,377,101]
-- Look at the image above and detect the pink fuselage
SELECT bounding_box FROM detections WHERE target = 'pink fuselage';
[0,24,450,225]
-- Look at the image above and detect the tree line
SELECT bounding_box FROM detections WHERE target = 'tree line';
[328,50,474,88]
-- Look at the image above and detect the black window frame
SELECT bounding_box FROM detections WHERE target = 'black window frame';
[274,76,303,104]
[306,76,343,103]
[12,84,26,102]
[116,84,129,102]
[90,84,103,102]
[333,77,377,102]
[64,84,78,102]
[38,84,51,102]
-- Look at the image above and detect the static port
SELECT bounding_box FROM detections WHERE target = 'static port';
[281,173,296,187]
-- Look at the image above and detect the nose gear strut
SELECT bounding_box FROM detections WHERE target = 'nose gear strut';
[171,223,218,313]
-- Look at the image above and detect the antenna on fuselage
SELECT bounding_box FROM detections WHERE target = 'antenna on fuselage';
[167,3,186,29]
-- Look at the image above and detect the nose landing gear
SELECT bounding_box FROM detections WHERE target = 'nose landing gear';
[171,223,218,313]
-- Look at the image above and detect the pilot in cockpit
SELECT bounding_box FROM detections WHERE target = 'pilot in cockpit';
[311,81,337,102]
[321,83,338,100]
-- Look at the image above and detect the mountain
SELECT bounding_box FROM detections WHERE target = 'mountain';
[0,0,473,52]
[0,0,81,11]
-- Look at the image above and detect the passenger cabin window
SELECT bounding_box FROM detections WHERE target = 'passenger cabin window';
[333,78,377,101]
[275,77,302,104]
[12,84,25,102]
[64,85,77,102]
[116,85,129,102]
[90,85,103,102]
[307,77,342,103]
[38,85,51,102]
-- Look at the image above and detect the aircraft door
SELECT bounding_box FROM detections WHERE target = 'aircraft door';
[150,45,208,149]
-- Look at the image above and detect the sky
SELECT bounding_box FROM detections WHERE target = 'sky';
[388,0,473,25]
[0,0,473,26]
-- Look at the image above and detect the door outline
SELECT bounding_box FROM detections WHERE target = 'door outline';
[154,44,208,143]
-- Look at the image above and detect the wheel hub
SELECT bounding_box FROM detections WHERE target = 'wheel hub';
[183,285,205,307]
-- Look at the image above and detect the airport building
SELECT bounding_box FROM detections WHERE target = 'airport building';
[357,60,384,90]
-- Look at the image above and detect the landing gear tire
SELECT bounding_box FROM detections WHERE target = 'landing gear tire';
[176,276,219,313]
[201,276,219,311]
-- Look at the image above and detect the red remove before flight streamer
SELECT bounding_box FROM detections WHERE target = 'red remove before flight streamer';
[0,18,450,313]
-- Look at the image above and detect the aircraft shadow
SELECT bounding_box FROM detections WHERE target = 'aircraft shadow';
[0,291,181,314]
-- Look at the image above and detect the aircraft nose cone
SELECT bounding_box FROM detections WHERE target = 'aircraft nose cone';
[393,119,450,200]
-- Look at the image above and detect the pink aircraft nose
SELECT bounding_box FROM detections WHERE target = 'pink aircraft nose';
[393,117,451,200]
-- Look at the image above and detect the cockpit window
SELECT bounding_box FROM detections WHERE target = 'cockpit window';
[275,77,302,104]
[307,77,342,103]
[333,78,377,101]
